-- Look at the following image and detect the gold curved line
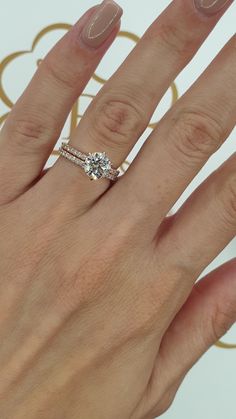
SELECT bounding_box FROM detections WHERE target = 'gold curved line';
[37,59,43,67]
[148,82,179,130]
[120,160,131,173]
[215,341,236,349]
[93,31,140,85]
[119,30,140,43]
[32,23,72,49]
[0,51,29,108]
[74,93,96,123]
[148,122,159,130]
[52,149,60,156]
[171,81,178,106]
[0,24,72,109]
[80,93,95,100]
[0,112,9,126]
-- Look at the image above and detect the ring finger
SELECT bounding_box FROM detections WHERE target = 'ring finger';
[48,0,233,209]
[158,152,236,278]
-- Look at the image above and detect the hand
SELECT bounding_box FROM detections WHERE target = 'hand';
[0,1,235,418]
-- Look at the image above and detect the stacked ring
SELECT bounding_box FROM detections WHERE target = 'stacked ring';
[59,142,120,181]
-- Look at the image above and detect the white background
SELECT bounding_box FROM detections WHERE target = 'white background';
[0,0,235,418]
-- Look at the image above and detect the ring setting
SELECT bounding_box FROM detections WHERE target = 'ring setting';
[59,142,120,181]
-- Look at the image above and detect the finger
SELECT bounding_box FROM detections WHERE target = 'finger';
[0,1,122,205]
[49,0,233,206]
[115,33,236,234]
[140,258,236,419]
[158,152,236,279]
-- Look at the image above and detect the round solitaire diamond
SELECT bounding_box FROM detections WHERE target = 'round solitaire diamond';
[83,152,112,180]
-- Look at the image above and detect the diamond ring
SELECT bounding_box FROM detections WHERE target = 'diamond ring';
[59,143,120,181]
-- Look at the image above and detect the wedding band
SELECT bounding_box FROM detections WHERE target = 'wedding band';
[59,142,120,181]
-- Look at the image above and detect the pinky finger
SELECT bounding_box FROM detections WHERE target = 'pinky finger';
[140,258,236,418]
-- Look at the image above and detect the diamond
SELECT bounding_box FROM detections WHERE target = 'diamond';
[83,152,112,180]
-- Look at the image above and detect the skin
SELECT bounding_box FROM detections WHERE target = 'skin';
[0,0,235,418]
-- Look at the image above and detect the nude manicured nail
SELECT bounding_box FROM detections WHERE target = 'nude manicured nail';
[194,0,231,15]
[82,0,123,48]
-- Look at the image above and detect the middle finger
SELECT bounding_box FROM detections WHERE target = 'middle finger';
[117,33,235,234]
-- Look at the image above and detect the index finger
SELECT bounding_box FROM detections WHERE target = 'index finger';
[0,1,122,205]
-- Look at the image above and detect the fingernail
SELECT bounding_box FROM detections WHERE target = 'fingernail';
[82,0,123,48]
[194,0,231,15]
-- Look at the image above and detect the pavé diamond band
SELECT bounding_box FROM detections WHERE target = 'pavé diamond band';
[59,142,120,181]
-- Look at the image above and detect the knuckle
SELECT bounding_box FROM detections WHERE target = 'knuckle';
[42,56,76,90]
[157,22,196,58]
[170,108,224,165]
[89,96,143,150]
[5,113,57,154]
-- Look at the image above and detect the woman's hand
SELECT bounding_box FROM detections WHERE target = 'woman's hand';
[0,0,235,418]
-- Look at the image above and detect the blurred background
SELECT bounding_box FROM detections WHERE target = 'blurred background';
[0,0,235,417]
